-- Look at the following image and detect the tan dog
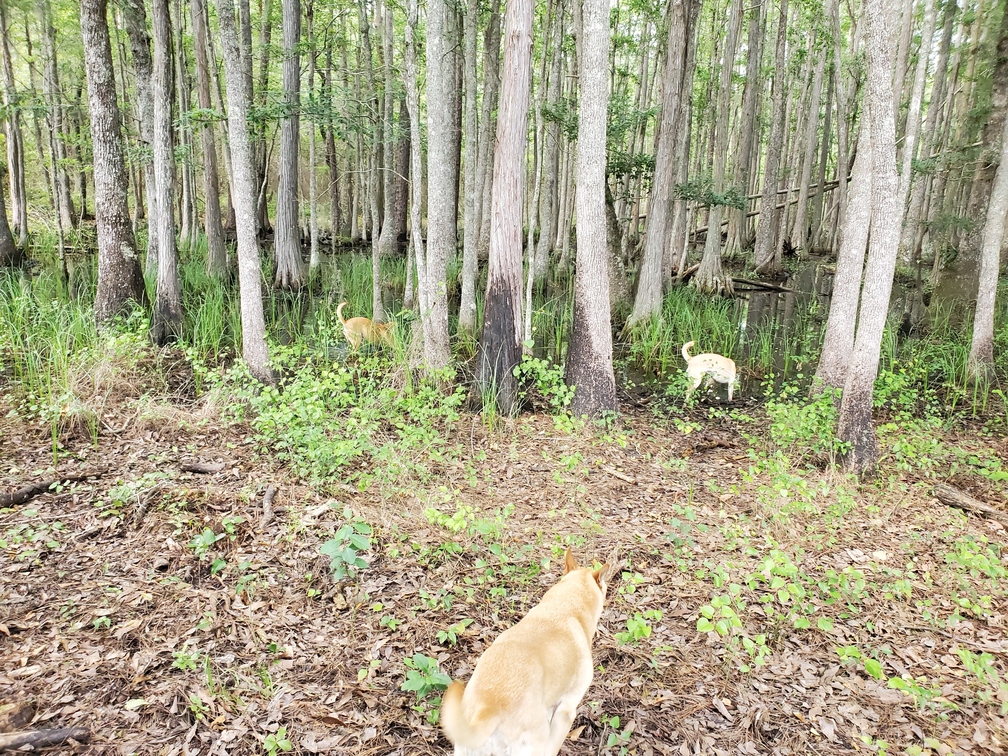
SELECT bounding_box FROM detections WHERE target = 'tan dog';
[440,549,610,756]
[337,301,394,351]
[682,340,737,401]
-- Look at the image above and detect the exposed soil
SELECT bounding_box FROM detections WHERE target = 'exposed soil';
[1,381,1007,755]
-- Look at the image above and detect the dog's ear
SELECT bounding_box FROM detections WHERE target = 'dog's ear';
[564,548,579,574]
[592,563,611,590]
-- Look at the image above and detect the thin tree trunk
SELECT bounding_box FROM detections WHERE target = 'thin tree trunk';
[726,0,766,256]
[174,0,195,249]
[629,0,696,324]
[216,0,272,382]
[358,0,385,320]
[377,0,399,257]
[425,0,458,365]
[191,0,227,276]
[567,0,615,416]
[80,0,147,324]
[0,172,18,267]
[307,0,320,273]
[969,107,1008,379]
[753,0,789,274]
[0,4,26,247]
[533,2,565,281]
[274,0,304,289]
[404,0,427,328]
[837,0,900,474]
[789,28,827,254]
[150,0,182,345]
[898,0,937,207]
[478,0,533,414]
[474,0,502,270]
[253,0,273,234]
[810,64,834,248]
[694,0,742,294]
[40,0,76,233]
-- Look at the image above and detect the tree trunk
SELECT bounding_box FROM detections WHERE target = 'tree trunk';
[694,0,742,294]
[459,0,479,334]
[0,174,18,267]
[753,0,789,274]
[174,0,195,249]
[40,0,76,233]
[377,0,400,257]
[533,2,565,282]
[0,4,26,248]
[425,0,458,365]
[274,0,304,289]
[629,0,696,325]
[789,30,827,254]
[899,0,956,263]
[814,123,872,390]
[80,0,147,324]
[150,0,182,345]
[897,0,937,207]
[837,0,900,474]
[122,0,158,279]
[726,0,766,256]
[969,67,1008,378]
[254,0,273,235]
[203,11,237,234]
[358,0,385,321]
[404,0,427,328]
[191,0,227,276]
[216,0,273,383]
[474,0,502,271]
[567,0,615,417]
[478,0,533,414]
[24,21,55,215]
[307,0,320,273]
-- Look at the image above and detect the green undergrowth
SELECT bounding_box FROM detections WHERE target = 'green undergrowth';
[201,345,467,488]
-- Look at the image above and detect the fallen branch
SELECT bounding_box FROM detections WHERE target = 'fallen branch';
[0,727,91,751]
[0,470,106,508]
[933,483,1008,527]
[732,276,794,293]
[676,263,700,284]
[180,460,226,474]
[601,466,637,485]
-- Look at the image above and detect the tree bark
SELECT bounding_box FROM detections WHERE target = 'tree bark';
[898,0,937,208]
[80,0,147,324]
[174,0,196,249]
[694,0,743,294]
[837,0,900,475]
[216,0,273,383]
[474,0,502,270]
[39,0,76,234]
[566,0,615,417]
[404,0,426,326]
[789,27,827,254]
[274,0,304,289]
[358,0,385,321]
[253,0,273,234]
[425,0,458,365]
[753,0,789,274]
[0,4,26,248]
[968,86,1008,379]
[191,0,227,276]
[307,0,320,273]
[150,0,182,345]
[533,2,565,282]
[628,0,696,325]
[726,0,766,256]
[814,123,871,391]
[0,171,18,267]
[122,0,158,279]
[478,0,533,414]
[377,0,400,258]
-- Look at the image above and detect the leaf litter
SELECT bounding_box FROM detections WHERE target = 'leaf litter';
[1,388,1007,755]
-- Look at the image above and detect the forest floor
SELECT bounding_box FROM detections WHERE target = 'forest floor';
[1,362,1007,756]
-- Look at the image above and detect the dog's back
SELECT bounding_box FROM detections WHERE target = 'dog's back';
[441,553,609,756]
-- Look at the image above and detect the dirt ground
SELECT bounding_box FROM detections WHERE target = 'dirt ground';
[1,385,1007,756]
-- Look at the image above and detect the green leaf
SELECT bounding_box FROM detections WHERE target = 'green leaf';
[817,616,834,632]
[864,658,884,681]
[697,617,715,633]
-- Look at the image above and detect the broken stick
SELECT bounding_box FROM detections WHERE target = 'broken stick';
[0,470,106,508]
[180,460,226,474]
[0,727,91,751]
[933,483,1008,528]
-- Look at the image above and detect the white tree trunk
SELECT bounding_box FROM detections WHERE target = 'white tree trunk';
[837,0,901,474]
[216,0,272,383]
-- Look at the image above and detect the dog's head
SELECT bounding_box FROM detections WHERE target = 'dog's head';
[563,548,612,603]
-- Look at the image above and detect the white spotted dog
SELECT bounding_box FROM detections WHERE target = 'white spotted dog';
[681,340,737,401]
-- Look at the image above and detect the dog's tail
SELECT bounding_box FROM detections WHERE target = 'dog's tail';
[682,341,695,363]
[439,680,498,749]
[337,301,348,325]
